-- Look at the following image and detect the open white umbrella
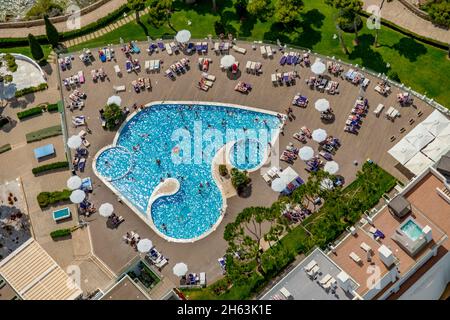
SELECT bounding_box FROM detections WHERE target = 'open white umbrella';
[67,135,82,149]
[324,161,339,174]
[107,95,122,106]
[299,146,314,161]
[137,238,153,253]
[315,98,330,112]
[311,59,326,75]
[221,55,236,68]
[70,189,86,204]
[67,176,82,190]
[173,262,188,277]
[99,203,114,217]
[320,178,334,190]
[271,178,286,192]
[175,29,191,43]
[312,129,327,142]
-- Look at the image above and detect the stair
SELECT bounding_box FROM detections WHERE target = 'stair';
[89,254,116,280]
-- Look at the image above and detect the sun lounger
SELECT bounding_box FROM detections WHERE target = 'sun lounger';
[323,277,336,291]
[77,70,85,84]
[170,42,179,53]
[349,252,362,264]
[214,42,220,53]
[266,46,273,58]
[362,78,370,88]
[165,43,173,55]
[246,61,252,73]
[262,173,272,184]
[145,60,151,72]
[144,77,151,89]
[260,46,267,57]
[360,242,372,253]
[113,85,126,93]
[201,42,208,53]
[131,42,140,53]
[82,139,90,148]
[125,60,132,73]
[319,274,332,287]
[233,45,246,54]
[201,72,216,81]
[271,73,278,85]
[304,259,317,272]
[373,103,384,117]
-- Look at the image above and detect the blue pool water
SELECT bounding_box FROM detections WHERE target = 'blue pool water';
[401,220,424,241]
[95,103,280,240]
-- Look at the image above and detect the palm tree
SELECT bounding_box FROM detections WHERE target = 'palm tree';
[373,0,386,47]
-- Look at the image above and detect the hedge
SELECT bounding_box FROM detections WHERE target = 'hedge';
[360,11,449,50]
[50,228,72,240]
[46,103,59,112]
[15,83,48,98]
[26,125,62,143]
[17,106,44,120]
[0,4,130,48]
[32,161,69,175]
[37,189,71,208]
[0,144,12,154]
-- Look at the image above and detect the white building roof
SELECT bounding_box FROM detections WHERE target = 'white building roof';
[404,152,434,176]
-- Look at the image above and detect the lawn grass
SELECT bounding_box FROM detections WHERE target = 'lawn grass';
[69,0,450,108]
[26,125,62,143]
[0,45,52,60]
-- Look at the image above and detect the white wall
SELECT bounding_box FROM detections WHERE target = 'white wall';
[399,251,450,300]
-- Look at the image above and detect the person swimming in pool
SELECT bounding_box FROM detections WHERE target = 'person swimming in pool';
[132,144,140,152]
[156,159,161,166]
[162,223,167,231]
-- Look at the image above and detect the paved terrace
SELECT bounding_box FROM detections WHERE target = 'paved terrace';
[59,40,437,285]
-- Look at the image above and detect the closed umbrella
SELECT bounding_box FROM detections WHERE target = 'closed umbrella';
[271,178,286,192]
[107,95,122,106]
[221,55,236,68]
[175,29,191,43]
[67,135,82,149]
[315,98,330,112]
[312,129,327,142]
[324,161,339,174]
[311,59,326,75]
[299,146,314,161]
[67,176,82,190]
[70,189,86,204]
[173,262,188,277]
[99,203,114,217]
[137,238,153,253]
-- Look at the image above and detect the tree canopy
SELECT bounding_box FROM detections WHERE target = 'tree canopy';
[28,34,44,62]
[274,0,304,25]
[147,0,173,28]
[44,15,59,47]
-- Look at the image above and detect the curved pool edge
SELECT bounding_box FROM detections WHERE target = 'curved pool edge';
[93,100,284,243]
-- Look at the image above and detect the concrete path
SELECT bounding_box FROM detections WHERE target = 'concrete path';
[0,0,128,38]
[364,0,450,44]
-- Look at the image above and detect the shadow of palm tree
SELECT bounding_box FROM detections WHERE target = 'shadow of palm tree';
[348,34,389,74]
[138,21,149,36]
[390,37,427,62]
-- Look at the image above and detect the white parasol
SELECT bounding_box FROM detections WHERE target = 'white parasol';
[67,135,82,149]
[99,203,114,217]
[324,161,339,174]
[175,29,191,43]
[70,189,86,204]
[173,262,188,277]
[271,178,286,192]
[67,176,82,190]
[299,146,314,161]
[107,95,122,106]
[311,59,326,75]
[137,238,153,253]
[315,98,330,112]
[312,128,327,142]
[221,55,236,68]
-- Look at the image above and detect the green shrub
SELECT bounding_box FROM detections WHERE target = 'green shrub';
[26,125,62,143]
[422,0,450,28]
[50,228,72,240]
[15,83,48,98]
[387,70,401,83]
[3,54,17,72]
[103,103,124,129]
[0,144,12,154]
[32,161,69,175]
[230,168,251,192]
[219,164,228,177]
[46,103,59,112]
[28,33,45,62]
[37,189,71,208]
[17,106,44,120]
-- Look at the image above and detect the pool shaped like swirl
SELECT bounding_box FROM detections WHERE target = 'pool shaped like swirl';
[94,103,280,242]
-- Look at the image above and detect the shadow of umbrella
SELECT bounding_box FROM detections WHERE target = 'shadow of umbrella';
[226,69,241,80]
[106,218,116,229]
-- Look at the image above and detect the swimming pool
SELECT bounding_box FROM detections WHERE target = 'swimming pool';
[94,102,280,242]
[401,219,424,241]
[230,138,266,171]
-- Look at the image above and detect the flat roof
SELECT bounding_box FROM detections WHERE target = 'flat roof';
[260,248,357,300]
[101,276,149,300]
[0,239,82,300]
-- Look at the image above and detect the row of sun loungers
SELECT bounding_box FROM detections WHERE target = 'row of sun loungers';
[121,42,140,55]
[345,68,365,85]
[327,61,344,76]
[195,42,208,54]
[272,71,297,86]
[197,73,216,91]
[262,166,281,184]
[91,68,106,81]
[165,58,190,79]
[282,203,311,223]
[214,42,230,54]
[126,59,140,73]
[344,97,368,134]
[319,136,341,154]
[68,90,86,110]
[305,157,324,172]
[260,45,273,58]
[397,92,413,106]
[292,126,312,144]
[131,78,151,92]
[98,47,115,62]
[79,49,93,63]
[72,147,88,172]
[245,61,262,74]
[63,70,85,88]
[145,59,161,72]
[374,81,391,96]
[59,56,72,71]
[165,42,180,55]
[147,247,168,270]
[72,115,86,127]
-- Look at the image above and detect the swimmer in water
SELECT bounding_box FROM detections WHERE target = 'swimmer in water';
[206,181,210,187]
[199,183,203,188]
[156,159,161,165]
[162,223,167,231]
